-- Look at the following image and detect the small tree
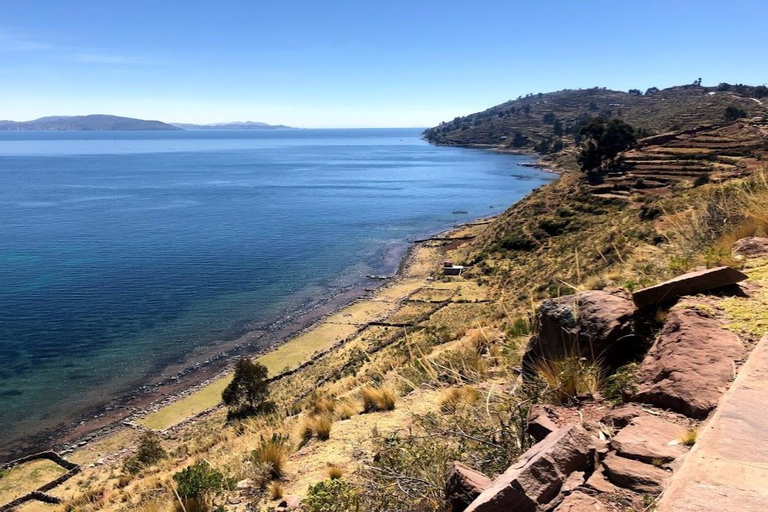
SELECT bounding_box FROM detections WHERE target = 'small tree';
[577,117,636,180]
[645,87,659,95]
[628,89,642,96]
[222,358,274,420]
[511,131,528,148]
[123,431,167,474]
[724,106,747,122]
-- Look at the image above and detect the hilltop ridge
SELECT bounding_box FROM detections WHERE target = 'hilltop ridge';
[0,115,181,131]
[423,83,768,152]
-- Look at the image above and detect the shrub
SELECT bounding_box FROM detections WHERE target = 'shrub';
[251,434,288,480]
[222,358,275,420]
[304,479,359,512]
[602,363,639,403]
[172,460,232,511]
[123,431,167,474]
[361,387,396,413]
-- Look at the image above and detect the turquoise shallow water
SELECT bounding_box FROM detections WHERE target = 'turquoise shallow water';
[0,128,553,456]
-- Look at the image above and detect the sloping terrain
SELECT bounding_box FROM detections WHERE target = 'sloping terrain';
[592,119,768,198]
[423,84,768,150]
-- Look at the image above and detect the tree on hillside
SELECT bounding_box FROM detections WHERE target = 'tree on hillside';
[511,131,528,148]
[553,119,564,137]
[628,89,642,96]
[222,358,275,420]
[645,87,659,95]
[577,117,636,181]
[724,106,747,122]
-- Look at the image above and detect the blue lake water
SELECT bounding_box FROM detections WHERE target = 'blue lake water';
[0,128,553,456]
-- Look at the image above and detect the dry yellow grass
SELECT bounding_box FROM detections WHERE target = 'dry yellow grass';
[360,386,396,413]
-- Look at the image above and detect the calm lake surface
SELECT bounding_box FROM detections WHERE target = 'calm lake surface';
[0,128,553,456]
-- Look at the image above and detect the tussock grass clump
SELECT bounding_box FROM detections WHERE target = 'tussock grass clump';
[251,434,288,480]
[680,428,698,447]
[309,395,336,416]
[327,464,344,480]
[267,481,284,500]
[299,414,334,443]
[361,386,397,413]
[439,385,480,413]
[334,399,358,420]
[534,356,602,404]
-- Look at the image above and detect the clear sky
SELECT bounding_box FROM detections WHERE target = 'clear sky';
[0,0,766,128]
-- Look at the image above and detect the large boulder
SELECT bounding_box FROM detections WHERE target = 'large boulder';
[445,461,492,512]
[632,266,747,309]
[732,236,768,257]
[524,290,639,374]
[601,453,669,494]
[464,425,592,512]
[611,415,688,463]
[634,308,745,419]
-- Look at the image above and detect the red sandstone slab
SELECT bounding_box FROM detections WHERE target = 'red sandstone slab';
[632,266,747,308]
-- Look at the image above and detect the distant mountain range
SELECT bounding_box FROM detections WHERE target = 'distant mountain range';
[0,115,295,131]
[170,121,295,130]
[0,115,181,131]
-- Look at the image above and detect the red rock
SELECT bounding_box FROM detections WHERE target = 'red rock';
[601,453,670,493]
[632,266,747,308]
[584,467,616,494]
[554,491,608,512]
[611,415,688,463]
[445,461,492,512]
[600,404,644,428]
[524,290,639,373]
[732,236,768,257]
[527,405,559,442]
[464,425,592,512]
[561,471,585,493]
[634,308,744,419]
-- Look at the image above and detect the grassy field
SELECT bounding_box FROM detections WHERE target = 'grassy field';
[0,459,67,506]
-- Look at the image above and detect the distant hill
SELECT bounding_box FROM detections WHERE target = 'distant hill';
[171,121,294,130]
[0,115,181,131]
[423,83,768,151]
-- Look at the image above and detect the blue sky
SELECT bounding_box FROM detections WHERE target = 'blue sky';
[0,0,766,127]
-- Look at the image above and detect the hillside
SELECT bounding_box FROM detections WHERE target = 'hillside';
[0,115,181,131]
[423,83,768,151]
[4,92,768,512]
[171,121,295,130]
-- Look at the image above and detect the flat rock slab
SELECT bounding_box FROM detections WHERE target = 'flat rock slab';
[657,334,768,511]
[602,453,670,494]
[634,308,744,419]
[554,491,608,512]
[632,266,747,308]
[465,425,592,512]
[611,415,688,463]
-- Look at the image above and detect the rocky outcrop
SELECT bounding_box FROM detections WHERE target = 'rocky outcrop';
[611,415,688,463]
[601,453,670,493]
[445,461,492,512]
[632,266,747,308]
[732,236,768,257]
[599,404,643,428]
[464,425,592,512]
[524,290,639,373]
[634,308,745,419]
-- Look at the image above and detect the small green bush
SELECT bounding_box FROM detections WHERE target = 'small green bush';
[123,431,167,474]
[602,363,639,403]
[304,479,359,512]
[173,460,233,501]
